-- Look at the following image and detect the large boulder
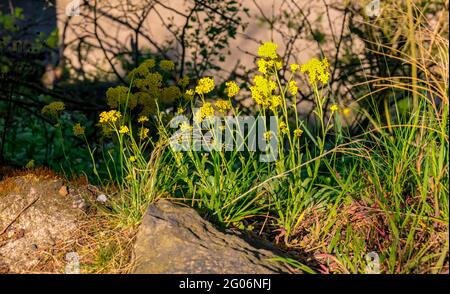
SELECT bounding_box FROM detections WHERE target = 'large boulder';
[132,200,293,274]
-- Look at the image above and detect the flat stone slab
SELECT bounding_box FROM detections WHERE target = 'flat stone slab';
[132,200,293,274]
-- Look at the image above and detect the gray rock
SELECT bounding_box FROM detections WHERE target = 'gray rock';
[132,200,294,274]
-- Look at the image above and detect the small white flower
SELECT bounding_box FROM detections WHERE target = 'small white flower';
[96,194,107,203]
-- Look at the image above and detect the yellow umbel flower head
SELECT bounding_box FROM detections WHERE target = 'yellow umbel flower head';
[225,81,239,98]
[290,63,300,73]
[139,127,149,139]
[184,89,195,100]
[41,101,65,117]
[330,104,339,112]
[195,102,215,123]
[250,75,277,108]
[301,57,330,85]
[119,125,130,134]
[106,86,136,109]
[215,99,232,113]
[279,121,288,134]
[99,110,122,124]
[288,80,298,96]
[195,77,215,95]
[159,59,175,71]
[161,85,181,103]
[177,76,190,88]
[269,95,282,112]
[294,128,303,137]
[138,116,149,123]
[73,123,85,137]
[258,42,278,59]
[128,59,155,78]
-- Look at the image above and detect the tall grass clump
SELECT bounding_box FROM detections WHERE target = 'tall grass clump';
[70,0,447,274]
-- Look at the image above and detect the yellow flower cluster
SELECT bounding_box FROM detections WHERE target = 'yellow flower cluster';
[161,85,181,103]
[215,99,232,113]
[184,89,195,100]
[330,104,339,112]
[269,95,282,112]
[129,156,136,162]
[119,125,129,134]
[279,121,288,134]
[195,102,215,123]
[133,92,157,116]
[250,75,277,109]
[99,110,122,124]
[73,123,85,137]
[225,81,239,98]
[135,72,163,92]
[177,107,185,114]
[138,116,149,123]
[258,42,278,59]
[41,101,65,117]
[195,77,215,95]
[178,76,190,88]
[263,131,272,141]
[300,57,330,85]
[294,128,303,137]
[290,63,300,73]
[288,80,298,96]
[257,58,282,74]
[139,127,149,139]
[128,59,155,78]
[106,86,137,109]
[160,59,175,71]
[25,160,35,169]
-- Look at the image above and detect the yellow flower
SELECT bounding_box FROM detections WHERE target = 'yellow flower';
[195,102,215,123]
[184,89,195,100]
[343,107,351,117]
[180,122,191,132]
[25,159,35,169]
[161,85,181,103]
[73,123,85,137]
[177,76,190,88]
[41,101,65,116]
[99,110,122,124]
[330,104,339,112]
[263,131,272,141]
[288,80,298,96]
[279,121,288,134]
[257,59,268,74]
[119,125,129,134]
[177,107,185,115]
[138,116,149,123]
[300,57,330,85]
[215,99,232,113]
[139,127,149,139]
[294,128,303,137]
[290,63,300,73]
[129,156,136,163]
[106,86,136,109]
[225,81,239,98]
[135,72,162,92]
[269,95,282,112]
[159,59,175,71]
[195,77,215,95]
[128,59,155,78]
[250,75,277,108]
[258,42,278,59]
